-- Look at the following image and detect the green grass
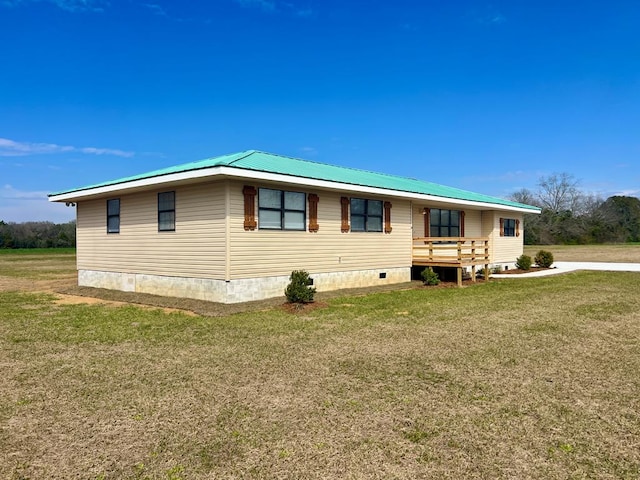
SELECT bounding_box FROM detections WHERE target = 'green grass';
[2,270,640,479]
[0,247,76,255]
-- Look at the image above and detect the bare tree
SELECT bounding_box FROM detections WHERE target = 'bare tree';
[537,173,581,213]
[508,173,609,244]
[509,188,540,207]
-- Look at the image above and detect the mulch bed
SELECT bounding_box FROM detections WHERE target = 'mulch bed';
[496,267,552,275]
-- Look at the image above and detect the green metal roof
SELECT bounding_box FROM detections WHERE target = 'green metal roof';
[49,150,540,211]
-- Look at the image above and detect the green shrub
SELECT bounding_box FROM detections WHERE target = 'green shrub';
[284,270,316,304]
[515,254,532,271]
[534,250,554,268]
[421,267,440,286]
[476,266,497,277]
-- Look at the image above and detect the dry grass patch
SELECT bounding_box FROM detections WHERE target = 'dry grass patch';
[524,244,640,263]
[2,269,640,479]
[0,249,77,292]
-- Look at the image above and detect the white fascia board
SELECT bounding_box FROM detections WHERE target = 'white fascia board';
[48,167,226,202]
[49,165,540,214]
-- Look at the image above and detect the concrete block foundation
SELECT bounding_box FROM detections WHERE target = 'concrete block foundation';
[78,267,411,304]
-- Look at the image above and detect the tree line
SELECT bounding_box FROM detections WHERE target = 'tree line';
[510,173,640,245]
[0,220,76,249]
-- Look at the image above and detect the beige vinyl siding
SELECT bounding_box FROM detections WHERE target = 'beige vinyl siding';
[228,181,412,279]
[488,211,524,263]
[481,212,496,262]
[411,205,427,238]
[463,210,482,236]
[76,181,227,279]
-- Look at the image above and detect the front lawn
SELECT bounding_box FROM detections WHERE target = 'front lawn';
[2,271,639,479]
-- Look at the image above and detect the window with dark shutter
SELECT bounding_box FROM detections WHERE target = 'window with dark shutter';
[430,208,461,237]
[501,218,516,237]
[258,188,306,230]
[350,198,383,232]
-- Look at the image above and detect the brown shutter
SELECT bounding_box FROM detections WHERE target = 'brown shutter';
[460,210,465,237]
[499,217,504,236]
[424,207,431,237]
[243,186,257,231]
[516,219,520,237]
[340,197,350,233]
[308,194,319,233]
[384,201,392,234]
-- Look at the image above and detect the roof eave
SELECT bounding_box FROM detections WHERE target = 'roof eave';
[49,165,541,213]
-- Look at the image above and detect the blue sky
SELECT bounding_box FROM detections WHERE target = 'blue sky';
[1,0,639,222]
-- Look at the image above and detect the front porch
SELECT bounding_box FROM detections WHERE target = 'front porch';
[412,237,491,287]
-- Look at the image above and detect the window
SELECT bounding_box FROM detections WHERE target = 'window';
[258,188,306,230]
[107,198,120,234]
[158,191,175,231]
[430,208,460,237]
[500,218,519,237]
[350,198,383,232]
[503,218,516,236]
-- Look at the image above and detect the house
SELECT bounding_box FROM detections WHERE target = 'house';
[48,150,541,303]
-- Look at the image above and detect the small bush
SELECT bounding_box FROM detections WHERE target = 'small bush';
[284,270,316,304]
[515,254,532,271]
[421,267,440,286]
[476,266,495,277]
[535,250,554,268]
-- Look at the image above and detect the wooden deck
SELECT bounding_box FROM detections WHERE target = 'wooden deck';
[412,237,490,286]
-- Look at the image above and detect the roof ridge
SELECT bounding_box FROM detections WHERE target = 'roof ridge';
[223,149,259,166]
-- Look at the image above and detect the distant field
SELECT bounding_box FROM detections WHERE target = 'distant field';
[0,248,76,287]
[1,249,640,478]
[524,244,640,263]
[0,247,76,255]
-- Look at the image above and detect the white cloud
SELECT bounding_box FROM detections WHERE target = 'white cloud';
[0,185,75,223]
[234,0,275,11]
[613,189,640,197]
[470,7,507,26]
[234,0,314,17]
[142,2,167,16]
[0,137,134,158]
[487,13,506,24]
